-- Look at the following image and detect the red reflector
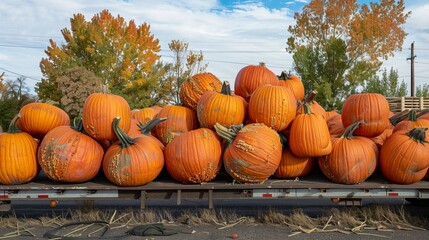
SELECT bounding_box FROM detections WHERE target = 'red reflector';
[388,192,399,197]
[262,193,273,198]
[38,195,49,199]
[0,195,8,199]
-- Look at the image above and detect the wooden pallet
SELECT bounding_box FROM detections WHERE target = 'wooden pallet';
[386,97,429,113]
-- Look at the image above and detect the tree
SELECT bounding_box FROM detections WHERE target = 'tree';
[0,77,35,131]
[416,84,429,97]
[287,0,410,109]
[37,9,161,103]
[57,67,103,120]
[164,40,208,105]
[364,67,407,97]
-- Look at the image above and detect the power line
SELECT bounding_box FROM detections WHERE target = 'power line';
[0,66,41,81]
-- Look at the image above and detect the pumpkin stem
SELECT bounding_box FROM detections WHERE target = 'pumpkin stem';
[113,117,137,148]
[71,119,85,133]
[407,127,428,144]
[341,120,364,139]
[137,117,167,136]
[220,81,232,96]
[258,62,266,67]
[304,90,317,103]
[416,109,429,119]
[214,123,242,145]
[277,70,290,80]
[389,109,410,126]
[7,113,22,133]
[303,103,313,114]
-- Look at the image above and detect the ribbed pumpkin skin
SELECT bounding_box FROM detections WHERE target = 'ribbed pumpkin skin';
[380,129,429,184]
[274,148,314,178]
[371,128,393,149]
[197,90,247,130]
[179,72,222,110]
[393,119,429,133]
[296,101,326,119]
[132,107,160,125]
[38,125,104,183]
[318,136,378,184]
[164,128,222,183]
[234,65,278,102]
[103,138,164,187]
[82,93,131,141]
[341,93,390,138]
[0,132,38,184]
[277,75,305,101]
[17,102,70,139]
[327,114,345,137]
[289,110,332,157]
[248,85,297,132]
[223,123,282,183]
[153,105,198,145]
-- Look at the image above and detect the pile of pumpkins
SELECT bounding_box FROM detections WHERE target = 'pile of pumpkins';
[1,63,429,187]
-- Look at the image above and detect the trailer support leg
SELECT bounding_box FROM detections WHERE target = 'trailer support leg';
[208,190,213,209]
[140,190,146,210]
[177,190,181,205]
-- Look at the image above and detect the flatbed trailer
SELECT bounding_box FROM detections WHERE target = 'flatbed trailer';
[2,170,429,211]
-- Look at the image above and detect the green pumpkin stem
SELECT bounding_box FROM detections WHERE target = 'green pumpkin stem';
[221,81,232,96]
[113,117,137,148]
[303,103,313,114]
[7,113,22,133]
[341,120,364,139]
[389,109,410,126]
[407,127,428,144]
[137,117,167,136]
[416,109,429,119]
[71,119,85,133]
[214,123,243,145]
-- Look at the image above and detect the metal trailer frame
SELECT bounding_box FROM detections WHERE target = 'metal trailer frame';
[1,172,429,211]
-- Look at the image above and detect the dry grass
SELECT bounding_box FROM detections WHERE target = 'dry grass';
[0,204,427,239]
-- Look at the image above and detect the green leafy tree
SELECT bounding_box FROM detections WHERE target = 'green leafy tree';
[364,67,407,97]
[416,84,429,97]
[287,0,410,109]
[0,77,35,131]
[37,9,161,103]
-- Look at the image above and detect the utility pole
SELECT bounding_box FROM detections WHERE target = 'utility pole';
[407,42,416,96]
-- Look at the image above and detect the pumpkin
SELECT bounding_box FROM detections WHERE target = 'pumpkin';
[215,123,282,183]
[197,81,247,129]
[380,128,429,184]
[248,84,296,132]
[0,114,39,185]
[153,105,198,145]
[131,107,160,125]
[392,110,429,133]
[327,114,345,137]
[234,62,278,102]
[38,120,104,183]
[17,102,70,139]
[103,117,164,186]
[179,72,222,110]
[164,128,222,183]
[341,93,390,138]
[318,121,378,184]
[277,71,305,101]
[82,93,131,141]
[296,90,326,119]
[371,128,393,150]
[274,136,314,178]
[289,103,332,157]
[325,110,340,120]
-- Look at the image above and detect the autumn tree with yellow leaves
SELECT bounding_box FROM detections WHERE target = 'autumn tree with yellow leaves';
[287,0,410,109]
[37,9,161,106]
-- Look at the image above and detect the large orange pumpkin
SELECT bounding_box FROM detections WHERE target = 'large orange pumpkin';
[274,141,314,179]
[38,120,104,183]
[318,121,378,184]
[0,115,39,185]
[17,102,70,139]
[277,71,305,101]
[164,128,222,183]
[392,110,429,133]
[179,72,222,110]
[131,107,160,125]
[82,93,131,141]
[129,118,166,150]
[215,123,282,183]
[103,117,164,186]
[341,93,390,138]
[296,91,326,119]
[248,85,296,132]
[289,103,332,157]
[153,105,198,145]
[327,114,345,137]
[234,63,278,102]
[197,81,247,129]
[380,128,429,184]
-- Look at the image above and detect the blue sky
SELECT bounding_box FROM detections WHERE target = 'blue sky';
[0,0,428,96]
